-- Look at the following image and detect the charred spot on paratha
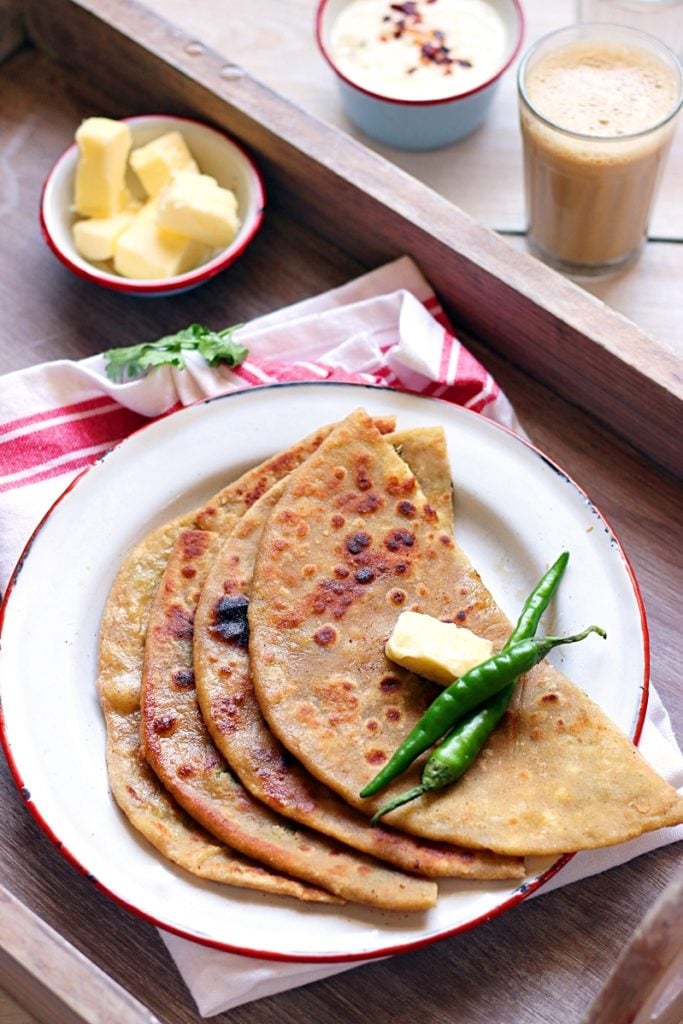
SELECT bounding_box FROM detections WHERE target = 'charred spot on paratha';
[310,545,414,617]
[172,669,195,689]
[313,625,338,647]
[354,453,374,491]
[345,531,371,555]
[209,594,249,647]
[385,475,417,497]
[210,691,249,735]
[162,604,194,640]
[385,529,415,550]
[249,744,319,815]
[335,491,383,515]
[397,500,417,517]
[152,713,177,736]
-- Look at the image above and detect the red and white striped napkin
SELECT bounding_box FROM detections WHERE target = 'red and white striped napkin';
[0,256,681,1017]
[0,256,514,586]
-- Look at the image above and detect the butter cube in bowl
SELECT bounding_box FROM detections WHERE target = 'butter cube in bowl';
[40,114,265,296]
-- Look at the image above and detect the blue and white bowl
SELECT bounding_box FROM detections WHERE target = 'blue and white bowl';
[317,0,525,150]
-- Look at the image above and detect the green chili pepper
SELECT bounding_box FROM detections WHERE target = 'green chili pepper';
[420,552,571,798]
[369,688,516,822]
[369,553,573,822]
[366,553,569,822]
[505,551,570,648]
[361,622,605,804]
[423,690,511,789]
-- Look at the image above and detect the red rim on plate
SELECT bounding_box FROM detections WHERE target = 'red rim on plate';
[0,381,650,962]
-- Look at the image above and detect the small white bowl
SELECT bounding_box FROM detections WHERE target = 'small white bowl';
[40,114,266,297]
[317,0,525,150]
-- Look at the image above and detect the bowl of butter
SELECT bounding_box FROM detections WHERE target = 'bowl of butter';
[40,114,266,296]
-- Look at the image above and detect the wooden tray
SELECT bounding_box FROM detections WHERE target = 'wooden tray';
[11,0,683,478]
[1,3,682,1023]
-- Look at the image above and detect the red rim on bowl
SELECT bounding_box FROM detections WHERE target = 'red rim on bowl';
[316,0,525,107]
[40,114,266,295]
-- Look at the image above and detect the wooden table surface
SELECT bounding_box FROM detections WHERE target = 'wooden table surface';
[148,0,683,355]
[0,1,681,1022]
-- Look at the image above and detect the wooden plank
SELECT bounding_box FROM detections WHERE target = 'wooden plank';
[22,0,683,478]
[0,0,24,62]
[0,885,161,1024]
[504,235,683,358]
[0,45,364,377]
[0,989,37,1024]
[171,0,680,361]
[581,867,683,1024]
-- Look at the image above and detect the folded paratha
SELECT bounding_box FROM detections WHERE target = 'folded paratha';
[98,419,393,901]
[141,527,437,910]
[108,704,335,903]
[192,448,523,881]
[249,409,683,857]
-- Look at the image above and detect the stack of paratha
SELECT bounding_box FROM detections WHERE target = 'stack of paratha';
[98,408,683,910]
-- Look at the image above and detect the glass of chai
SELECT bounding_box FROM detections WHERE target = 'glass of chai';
[517,23,682,276]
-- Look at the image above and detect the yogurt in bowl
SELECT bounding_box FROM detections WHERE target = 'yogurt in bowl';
[317,0,524,149]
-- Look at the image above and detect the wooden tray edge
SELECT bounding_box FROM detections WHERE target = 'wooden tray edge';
[0,0,25,62]
[21,0,683,477]
[0,883,162,1024]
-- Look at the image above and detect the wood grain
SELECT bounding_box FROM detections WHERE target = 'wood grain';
[146,0,683,351]
[580,866,683,1024]
[0,0,23,62]
[0,886,161,1024]
[505,235,683,357]
[146,0,683,240]
[0,3,681,1024]
[20,0,683,478]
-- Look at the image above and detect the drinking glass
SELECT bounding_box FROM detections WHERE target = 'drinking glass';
[518,23,682,276]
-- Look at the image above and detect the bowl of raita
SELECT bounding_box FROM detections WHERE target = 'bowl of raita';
[317,0,524,149]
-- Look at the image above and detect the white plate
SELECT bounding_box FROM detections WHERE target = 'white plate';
[0,382,647,962]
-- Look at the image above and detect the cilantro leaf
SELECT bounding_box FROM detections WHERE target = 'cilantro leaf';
[104,323,247,382]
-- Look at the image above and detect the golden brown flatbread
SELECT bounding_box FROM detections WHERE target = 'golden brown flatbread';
[192,475,522,880]
[387,427,454,534]
[249,409,683,857]
[141,528,437,910]
[98,421,385,901]
[110,707,335,903]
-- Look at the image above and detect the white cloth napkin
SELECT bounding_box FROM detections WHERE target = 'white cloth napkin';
[0,256,680,1017]
[0,256,514,586]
